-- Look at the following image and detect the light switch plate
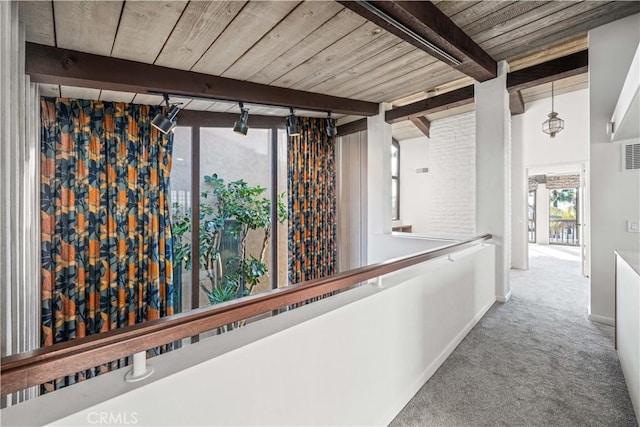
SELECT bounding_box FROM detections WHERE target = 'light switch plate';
[627,220,640,232]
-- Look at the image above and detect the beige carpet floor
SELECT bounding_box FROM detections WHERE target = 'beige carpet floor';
[390,244,637,427]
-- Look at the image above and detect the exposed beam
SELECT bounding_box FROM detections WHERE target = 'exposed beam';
[386,86,474,123]
[337,118,367,136]
[25,43,379,117]
[410,116,431,138]
[178,110,285,129]
[338,1,497,81]
[507,50,588,93]
[509,91,525,116]
[386,50,589,122]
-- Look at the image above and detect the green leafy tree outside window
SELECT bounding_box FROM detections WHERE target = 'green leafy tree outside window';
[171,174,287,312]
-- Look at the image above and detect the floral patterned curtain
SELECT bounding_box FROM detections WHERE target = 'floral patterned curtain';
[40,98,175,389]
[287,117,337,284]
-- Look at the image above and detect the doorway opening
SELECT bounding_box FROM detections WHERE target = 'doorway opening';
[549,187,579,246]
[526,164,589,279]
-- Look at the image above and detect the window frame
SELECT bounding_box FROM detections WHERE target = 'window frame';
[172,120,284,326]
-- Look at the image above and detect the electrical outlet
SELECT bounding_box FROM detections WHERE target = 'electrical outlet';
[627,220,640,233]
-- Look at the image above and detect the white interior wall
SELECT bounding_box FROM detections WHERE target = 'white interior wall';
[511,114,528,269]
[366,104,393,263]
[399,112,476,237]
[2,245,496,427]
[522,89,590,170]
[399,136,430,231]
[589,13,640,323]
[0,1,41,405]
[512,89,590,268]
[337,130,367,271]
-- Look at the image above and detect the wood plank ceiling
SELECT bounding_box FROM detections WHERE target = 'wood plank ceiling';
[19,0,640,131]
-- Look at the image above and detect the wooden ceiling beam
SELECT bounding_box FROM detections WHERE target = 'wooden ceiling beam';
[386,50,588,122]
[25,43,379,117]
[178,110,285,129]
[507,50,588,93]
[410,116,431,138]
[386,86,474,123]
[337,118,367,136]
[338,1,497,81]
[509,91,525,116]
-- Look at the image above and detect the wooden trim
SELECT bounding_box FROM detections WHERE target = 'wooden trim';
[509,91,525,116]
[337,1,496,81]
[410,116,431,138]
[1,234,491,396]
[337,118,367,136]
[25,42,379,116]
[507,50,588,93]
[386,86,474,123]
[179,110,285,129]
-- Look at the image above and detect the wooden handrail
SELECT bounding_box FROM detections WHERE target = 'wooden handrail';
[1,234,491,396]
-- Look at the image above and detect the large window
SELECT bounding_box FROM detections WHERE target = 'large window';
[169,126,288,316]
[391,139,400,221]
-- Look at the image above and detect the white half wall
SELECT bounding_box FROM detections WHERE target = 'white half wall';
[589,13,640,321]
[615,253,640,424]
[2,245,497,427]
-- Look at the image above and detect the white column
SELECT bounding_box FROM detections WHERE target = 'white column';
[366,104,393,263]
[536,184,550,245]
[511,114,528,269]
[475,61,512,302]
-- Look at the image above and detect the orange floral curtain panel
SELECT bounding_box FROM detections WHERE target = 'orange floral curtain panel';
[287,117,337,284]
[40,99,176,377]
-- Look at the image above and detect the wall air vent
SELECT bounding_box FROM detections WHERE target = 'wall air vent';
[624,143,640,171]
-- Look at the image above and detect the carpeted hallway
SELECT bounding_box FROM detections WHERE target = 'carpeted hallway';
[390,244,637,427]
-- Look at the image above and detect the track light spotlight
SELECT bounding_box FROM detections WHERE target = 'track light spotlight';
[233,102,250,135]
[326,112,337,137]
[286,107,300,137]
[152,94,180,135]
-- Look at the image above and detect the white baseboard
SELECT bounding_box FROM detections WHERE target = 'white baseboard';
[496,290,512,303]
[588,313,615,326]
[382,296,496,425]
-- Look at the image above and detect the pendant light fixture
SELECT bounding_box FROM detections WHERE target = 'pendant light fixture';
[152,94,180,135]
[286,107,300,137]
[542,81,564,138]
[233,102,249,135]
[326,112,337,137]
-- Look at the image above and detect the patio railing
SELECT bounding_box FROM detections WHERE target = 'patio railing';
[549,219,579,246]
